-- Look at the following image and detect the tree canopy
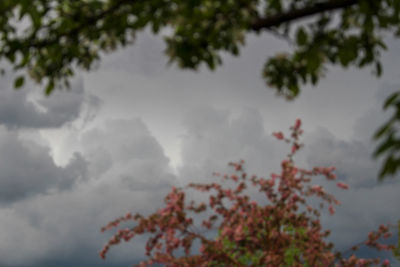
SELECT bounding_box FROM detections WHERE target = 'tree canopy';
[1,0,400,178]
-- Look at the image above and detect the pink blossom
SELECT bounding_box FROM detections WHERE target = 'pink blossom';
[328,205,335,215]
[311,185,323,193]
[230,174,239,181]
[100,121,395,266]
[273,132,284,140]
[336,182,349,190]
[234,225,243,241]
[294,119,301,130]
[357,258,367,266]
[384,233,391,239]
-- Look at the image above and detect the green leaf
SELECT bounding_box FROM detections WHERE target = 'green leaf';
[45,80,55,95]
[338,48,352,66]
[383,92,400,109]
[378,155,399,178]
[375,61,383,76]
[374,122,393,139]
[374,136,395,157]
[14,76,25,89]
[296,28,308,46]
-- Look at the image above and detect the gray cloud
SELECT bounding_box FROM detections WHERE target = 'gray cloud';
[353,82,400,144]
[301,129,400,253]
[0,117,177,266]
[0,128,88,204]
[304,82,400,188]
[305,128,380,188]
[300,85,400,253]
[178,106,287,185]
[0,102,398,266]
[0,75,98,129]
[81,118,176,189]
[1,29,400,267]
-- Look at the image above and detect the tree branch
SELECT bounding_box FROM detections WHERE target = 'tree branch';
[251,0,359,31]
[30,0,361,47]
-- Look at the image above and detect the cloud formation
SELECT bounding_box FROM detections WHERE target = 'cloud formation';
[0,117,177,266]
[0,128,87,204]
[0,100,399,266]
[0,75,96,129]
[0,32,400,267]
[178,106,287,185]
[80,118,176,189]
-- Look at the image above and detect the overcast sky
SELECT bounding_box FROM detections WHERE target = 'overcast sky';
[0,28,399,267]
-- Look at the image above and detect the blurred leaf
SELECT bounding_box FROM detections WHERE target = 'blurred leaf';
[14,76,24,89]
[374,122,393,139]
[45,80,55,95]
[374,136,395,157]
[296,28,308,46]
[384,91,400,109]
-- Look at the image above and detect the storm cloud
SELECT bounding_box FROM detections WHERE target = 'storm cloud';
[0,128,87,204]
[0,117,177,266]
[0,75,96,129]
[0,30,399,267]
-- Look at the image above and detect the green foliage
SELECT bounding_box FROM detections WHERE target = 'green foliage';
[282,225,309,267]
[1,0,400,96]
[213,223,309,266]
[374,91,400,179]
[14,75,24,88]
[217,226,265,266]
[205,224,309,266]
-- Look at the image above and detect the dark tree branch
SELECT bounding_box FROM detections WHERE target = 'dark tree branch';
[251,0,359,31]
[29,0,361,48]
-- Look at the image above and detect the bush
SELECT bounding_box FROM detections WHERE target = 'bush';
[100,120,395,266]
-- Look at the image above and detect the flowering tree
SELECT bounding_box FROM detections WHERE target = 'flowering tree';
[100,120,395,266]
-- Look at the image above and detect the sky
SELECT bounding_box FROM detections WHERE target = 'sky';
[0,27,400,266]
